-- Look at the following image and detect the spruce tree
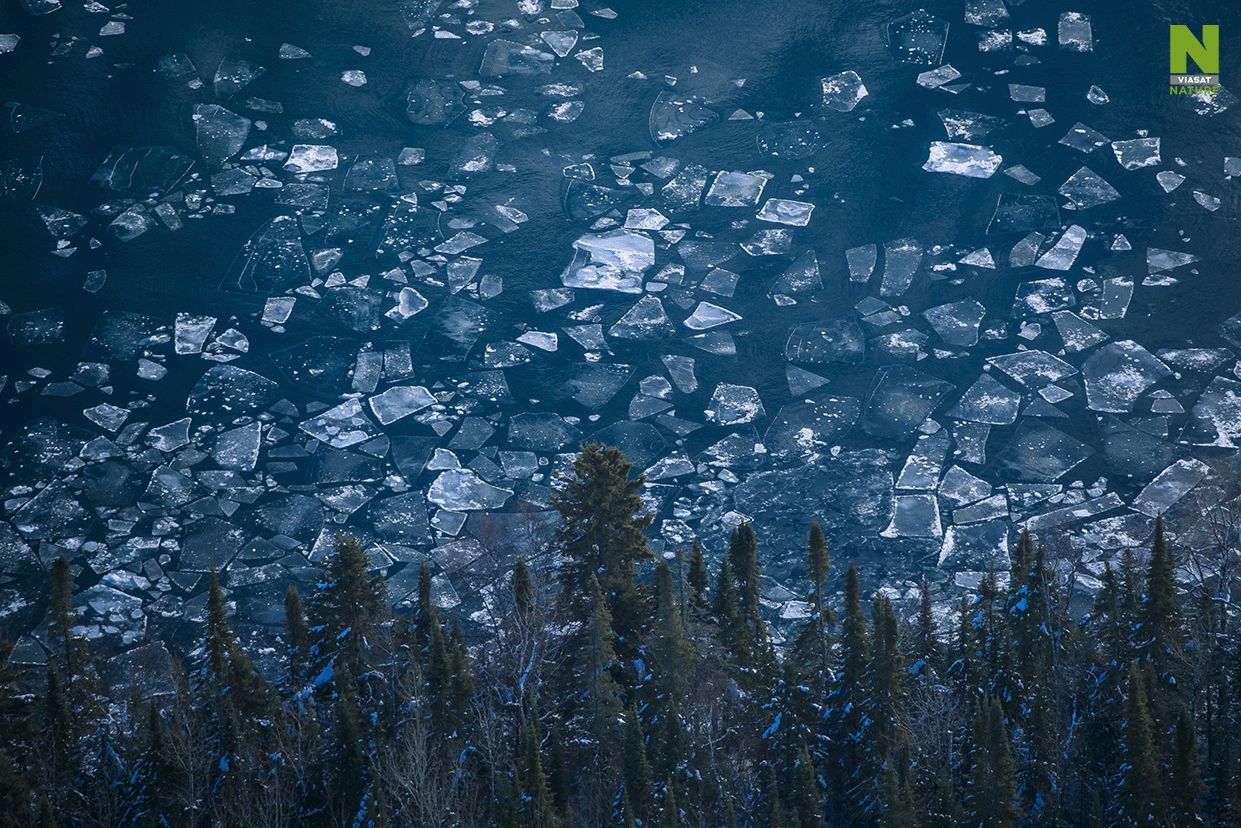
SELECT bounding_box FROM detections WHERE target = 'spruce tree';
[1139,516,1183,703]
[307,534,388,680]
[331,673,367,823]
[792,741,822,828]
[586,574,625,745]
[652,559,693,705]
[965,695,1018,828]
[660,776,680,828]
[1117,664,1161,825]
[1169,706,1203,824]
[622,705,653,820]
[794,523,833,691]
[686,540,708,611]
[915,574,938,679]
[551,444,653,644]
[515,705,553,827]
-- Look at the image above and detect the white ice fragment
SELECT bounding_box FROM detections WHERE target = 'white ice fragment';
[922,142,1002,178]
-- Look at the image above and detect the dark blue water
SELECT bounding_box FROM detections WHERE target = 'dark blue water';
[3,0,1241,654]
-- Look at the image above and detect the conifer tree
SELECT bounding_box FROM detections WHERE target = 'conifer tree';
[330,673,367,823]
[652,559,693,706]
[548,721,572,821]
[686,540,708,611]
[1169,706,1203,824]
[1140,516,1184,704]
[307,534,388,680]
[828,563,873,818]
[1118,663,1161,825]
[766,764,790,828]
[551,444,653,644]
[513,556,535,620]
[878,762,919,828]
[622,705,652,820]
[660,776,680,828]
[713,556,744,659]
[586,574,625,745]
[965,695,1018,828]
[794,523,833,691]
[792,741,822,828]
[515,705,553,827]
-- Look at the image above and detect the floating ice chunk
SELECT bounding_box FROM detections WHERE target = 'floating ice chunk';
[211,422,261,471]
[917,65,960,89]
[213,57,264,99]
[991,421,1092,482]
[846,244,877,282]
[1058,167,1119,209]
[1111,137,1160,170]
[1146,247,1198,274]
[756,198,814,226]
[427,469,512,510]
[1058,122,1109,153]
[1081,341,1171,413]
[922,141,1002,178]
[1087,85,1109,104]
[684,302,741,330]
[1058,12,1093,52]
[939,465,991,506]
[479,39,555,77]
[1181,377,1241,447]
[341,69,367,86]
[174,313,216,354]
[1035,225,1087,271]
[896,431,951,489]
[706,383,765,425]
[862,365,954,439]
[661,355,697,393]
[609,296,674,340]
[1193,190,1221,211]
[704,171,770,207]
[624,208,669,230]
[820,70,869,111]
[387,287,428,322]
[879,238,923,297]
[83,403,128,432]
[1132,459,1211,516]
[193,104,250,167]
[881,494,942,538]
[948,373,1020,424]
[649,92,719,144]
[785,320,865,364]
[922,299,986,347]
[887,9,949,65]
[1009,84,1045,102]
[0,34,17,54]
[284,144,338,173]
[300,399,379,448]
[1157,170,1186,192]
[564,230,654,292]
[959,248,995,268]
[1052,311,1108,352]
[369,385,434,425]
[147,418,191,451]
[987,350,1076,388]
[540,30,578,57]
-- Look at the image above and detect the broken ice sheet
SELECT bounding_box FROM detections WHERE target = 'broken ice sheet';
[887,9,949,65]
[563,230,654,292]
[300,399,379,448]
[820,70,868,112]
[704,171,770,207]
[1180,376,1241,448]
[1081,341,1171,413]
[649,91,719,144]
[948,373,1021,425]
[1111,137,1161,170]
[706,383,765,425]
[427,469,512,510]
[368,385,434,425]
[922,142,1001,178]
[1058,167,1120,209]
[862,365,954,440]
[756,198,814,226]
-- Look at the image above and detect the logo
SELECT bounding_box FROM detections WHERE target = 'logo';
[1170,25,1220,95]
